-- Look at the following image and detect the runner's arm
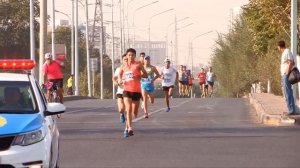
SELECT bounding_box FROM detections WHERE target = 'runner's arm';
[43,72,47,84]
[112,73,118,86]
[152,67,161,83]
[118,65,124,84]
[286,59,294,75]
[175,71,179,83]
[139,65,148,78]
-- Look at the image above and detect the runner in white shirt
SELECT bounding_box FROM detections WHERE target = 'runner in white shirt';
[112,54,127,123]
[160,58,178,112]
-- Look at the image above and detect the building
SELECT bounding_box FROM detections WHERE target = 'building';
[135,41,166,66]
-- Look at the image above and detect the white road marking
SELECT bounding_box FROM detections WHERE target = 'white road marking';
[133,99,191,122]
[65,106,113,114]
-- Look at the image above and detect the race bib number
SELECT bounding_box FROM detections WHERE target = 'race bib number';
[141,77,151,83]
[164,78,171,83]
[124,71,134,81]
[163,72,172,83]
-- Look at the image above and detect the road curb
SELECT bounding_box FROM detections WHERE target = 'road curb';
[64,95,96,102]
[249,94,283,126]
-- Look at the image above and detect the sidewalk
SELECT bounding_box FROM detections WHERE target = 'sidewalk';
[249,93,298,126]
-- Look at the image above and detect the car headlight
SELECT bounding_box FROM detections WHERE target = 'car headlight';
[13,127,46,146]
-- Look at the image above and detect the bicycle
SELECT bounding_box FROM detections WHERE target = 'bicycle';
[43,81,62,118]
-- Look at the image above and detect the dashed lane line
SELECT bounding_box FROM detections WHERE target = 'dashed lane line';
[133,99,191,122]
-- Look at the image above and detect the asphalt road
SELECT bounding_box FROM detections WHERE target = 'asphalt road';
[58,98,300,168]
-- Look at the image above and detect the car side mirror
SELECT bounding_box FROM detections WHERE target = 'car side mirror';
[44,103,66,116]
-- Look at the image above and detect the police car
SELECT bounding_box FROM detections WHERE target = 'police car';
[0,59,65,168]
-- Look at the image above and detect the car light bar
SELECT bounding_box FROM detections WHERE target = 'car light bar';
[0,59,35,70]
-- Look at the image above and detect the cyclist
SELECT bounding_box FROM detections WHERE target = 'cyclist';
[43,53,64,104]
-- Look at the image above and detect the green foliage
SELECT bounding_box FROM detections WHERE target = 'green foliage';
[49,27,114,97]
[212,17,257,97]
[0,0,39,56]
[211,0,300,97]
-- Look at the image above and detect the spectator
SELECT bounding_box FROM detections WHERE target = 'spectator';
[277,40,296,115]
[67,74,74,95]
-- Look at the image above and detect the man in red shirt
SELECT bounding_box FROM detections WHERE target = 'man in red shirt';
[43,53,64,103]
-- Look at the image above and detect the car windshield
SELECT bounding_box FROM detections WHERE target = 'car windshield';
[0,81,37,114]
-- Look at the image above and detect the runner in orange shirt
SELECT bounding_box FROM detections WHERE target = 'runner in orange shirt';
[118,48,148,137]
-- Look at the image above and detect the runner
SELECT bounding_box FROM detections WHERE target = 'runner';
[160,58,178,112]
[178,65,184,97]
[182,66,189,96]
[207,67,216,97]
[139,52,145,64]
[112,54,127,124]
[141,55,160,118]
[198,68,206,98]
[118,48,148,137]
[186,70,193,97]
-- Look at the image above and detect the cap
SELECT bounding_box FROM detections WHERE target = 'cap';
[45,53,52,59]
[164,58,171,63]
[145,55,150,59]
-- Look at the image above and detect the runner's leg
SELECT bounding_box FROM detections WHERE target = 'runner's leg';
[141,89,149,117]
[124,97,132,131]
[118,96,125,123]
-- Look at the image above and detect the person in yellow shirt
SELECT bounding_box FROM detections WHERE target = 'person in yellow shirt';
[67,74,74,95]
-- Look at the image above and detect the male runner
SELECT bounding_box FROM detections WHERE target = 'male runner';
[160,58,178,112]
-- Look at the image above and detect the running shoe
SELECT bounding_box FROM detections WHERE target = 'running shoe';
[144,113,149,118]
[128,129,134,136]
[123,130,129,137]
[165,107,170,112]
[120,114,125,124]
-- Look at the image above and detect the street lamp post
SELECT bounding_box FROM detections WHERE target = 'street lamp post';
[291,0,299,107]
[74,0,79,96]
[54,10,74,76]
[177,23,194,65]
[126,0,134,48]
[190,30,213,98]
[30,0,35,74]
[168,22,193,65]
[165,16,189,57]
[148,8,174,55]
[111,0,116,99]
[51,0,56,59]
[71,0,75,75]
[132,1,159,48]
[84,0,92,97]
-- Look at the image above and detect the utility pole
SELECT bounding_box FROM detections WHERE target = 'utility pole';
[75,0,79,96]
[291,0,299,107]
[39,0,47,84]
[100,0,104,99]
[174,15,178,66]
[119,0,123,59]
[85,0,92,97]
[111,0,116,99]
[30,0,35,75]
[71,0,75,75]
[51,0,56,59]
[92,0,104,99]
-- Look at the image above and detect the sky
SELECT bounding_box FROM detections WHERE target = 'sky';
[50,0,249,68]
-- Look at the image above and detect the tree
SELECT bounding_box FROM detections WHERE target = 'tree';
[0,0,40,57]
